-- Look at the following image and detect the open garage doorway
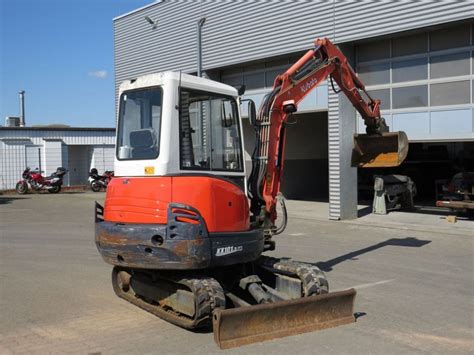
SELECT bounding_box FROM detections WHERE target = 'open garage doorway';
[242,111,329,201]
[358,141,474,207]
[281,112,329,200]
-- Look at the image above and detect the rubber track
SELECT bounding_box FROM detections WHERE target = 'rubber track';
[258,256,329,296]
[112,267,225,329]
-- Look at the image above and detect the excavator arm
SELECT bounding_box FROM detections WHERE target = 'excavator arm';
[248,38,408,227]
[272,38,386,133]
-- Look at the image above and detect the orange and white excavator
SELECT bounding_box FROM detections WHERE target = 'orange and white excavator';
[95,38,408,348]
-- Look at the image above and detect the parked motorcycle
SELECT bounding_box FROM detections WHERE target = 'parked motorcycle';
[16,167,68,194]
[88,168,114,192]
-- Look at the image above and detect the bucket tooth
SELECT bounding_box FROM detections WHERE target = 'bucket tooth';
[352,131,409,168]
[213,288,356,349]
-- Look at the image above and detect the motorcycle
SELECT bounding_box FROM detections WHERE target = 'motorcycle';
[88,168,114,192]
[16,167,68,194]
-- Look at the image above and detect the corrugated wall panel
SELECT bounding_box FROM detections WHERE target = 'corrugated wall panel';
[0,143,3,189]
[115,0,472,90]
[25,146,42,171]
[43,141,63,175]
[327,90,341,220]
[200,1,334,68]
[114,0,334,88]
[62,144,70,186]
[334,0,473,43]
[327,43,358,220]
[0,141,28,190]
[91,145,115,173]
[0,130,114,146]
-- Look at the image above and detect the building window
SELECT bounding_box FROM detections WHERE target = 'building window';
[357,40,390,62]
[244,72,265,90]
[429,24,470,51]
[430,81,470,106]
[430,52,470,79]
[358,63,390,85]
[367,89,390,110]
[221,75,243,87]
[393,85,428,109]
[392,33,428,57]
[221,58,291,91]
[392,58,428,83]
[265,69,282,87]
[356,22,474,121]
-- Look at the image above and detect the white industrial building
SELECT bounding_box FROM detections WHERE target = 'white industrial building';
[114,1,474,219]
[0,126,115,190]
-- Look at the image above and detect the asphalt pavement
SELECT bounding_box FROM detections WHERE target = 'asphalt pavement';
[0,192,473,354]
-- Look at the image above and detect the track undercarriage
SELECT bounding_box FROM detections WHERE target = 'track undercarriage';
[111,255,356,348]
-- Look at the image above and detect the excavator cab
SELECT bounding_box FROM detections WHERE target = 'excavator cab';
[352,131,409,168]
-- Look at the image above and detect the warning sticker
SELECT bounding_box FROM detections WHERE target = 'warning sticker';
[144,166,155,175]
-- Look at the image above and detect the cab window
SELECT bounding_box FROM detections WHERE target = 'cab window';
[179,89,243,172]
[117,87,162,160]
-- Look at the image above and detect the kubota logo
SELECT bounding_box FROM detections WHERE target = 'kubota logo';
[300,77,318,93]
[216,245,243,257]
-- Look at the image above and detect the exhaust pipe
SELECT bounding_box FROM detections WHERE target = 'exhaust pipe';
[19,90,25,127]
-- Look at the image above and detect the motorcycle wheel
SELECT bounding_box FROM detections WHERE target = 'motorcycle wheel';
[48,185,61,193]
[15,181,28,195]
[91,181,102,192]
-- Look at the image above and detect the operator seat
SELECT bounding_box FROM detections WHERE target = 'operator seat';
[129,129,158,159]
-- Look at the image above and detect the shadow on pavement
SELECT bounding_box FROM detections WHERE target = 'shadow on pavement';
[357,206,372,218]
[354,312,367,320]
[315,237,431,272]
[0,197,29,205]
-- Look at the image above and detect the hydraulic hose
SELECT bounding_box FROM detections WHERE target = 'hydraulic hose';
[273,193,287,235]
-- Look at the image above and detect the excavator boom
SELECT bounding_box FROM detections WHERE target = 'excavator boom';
[249,38,409,220]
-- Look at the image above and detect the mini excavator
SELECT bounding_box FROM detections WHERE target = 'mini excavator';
[95,38,408,348]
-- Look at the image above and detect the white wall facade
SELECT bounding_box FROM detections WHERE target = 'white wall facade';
[43,140,63,176]
[0,139,28,190]
[0,128,115,190]
[91,145,115,174]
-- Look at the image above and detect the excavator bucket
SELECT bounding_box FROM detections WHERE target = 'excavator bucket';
[352,131,409,168]
[213,288,356,349]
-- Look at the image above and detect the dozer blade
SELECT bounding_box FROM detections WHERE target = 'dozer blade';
[213,288,356,349]
[352,131,409,168]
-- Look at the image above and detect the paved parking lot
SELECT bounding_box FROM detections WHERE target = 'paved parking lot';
[0,192,473,354]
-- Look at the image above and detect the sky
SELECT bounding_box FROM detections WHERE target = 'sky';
[0,0,154,128]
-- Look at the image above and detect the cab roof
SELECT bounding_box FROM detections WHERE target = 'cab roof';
[119,71,239,97]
